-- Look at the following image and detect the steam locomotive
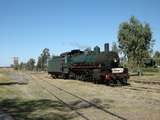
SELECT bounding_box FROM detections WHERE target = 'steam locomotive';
[48,43,129,85]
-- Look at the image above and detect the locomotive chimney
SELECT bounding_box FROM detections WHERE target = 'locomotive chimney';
[104,43,109,53]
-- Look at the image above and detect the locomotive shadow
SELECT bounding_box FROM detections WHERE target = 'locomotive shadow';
[49,74,130,87]
[55,77,130,87]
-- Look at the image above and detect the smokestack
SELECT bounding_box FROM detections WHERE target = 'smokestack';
[104,43,109,53]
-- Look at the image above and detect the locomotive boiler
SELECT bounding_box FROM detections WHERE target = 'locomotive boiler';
[48,43,129,85]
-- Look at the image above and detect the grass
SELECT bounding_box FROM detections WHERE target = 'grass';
[0,70,19,99]
[0,68,160,120]
[142,67,160,72]
[0,69,77,120]
[0,98,75,120]
[130,71,160,82]
[0,74,10,83]
[0,69,14,84]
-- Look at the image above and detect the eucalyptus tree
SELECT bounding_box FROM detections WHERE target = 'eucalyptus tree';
[118,16,154,69]
[153,51,160,66]
[112,42,119,53]
[26,58,35,71]
[36,48,50,71]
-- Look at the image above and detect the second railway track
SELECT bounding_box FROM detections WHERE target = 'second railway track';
[123,83,160,93]
[30,73,127,120]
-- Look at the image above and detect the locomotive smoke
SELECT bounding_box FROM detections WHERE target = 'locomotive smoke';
[68,41,91,50]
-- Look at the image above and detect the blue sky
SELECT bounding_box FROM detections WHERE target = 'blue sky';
[0,0,160,66]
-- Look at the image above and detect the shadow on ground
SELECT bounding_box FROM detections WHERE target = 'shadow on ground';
[0,99,76,120]
[0,82,28,86]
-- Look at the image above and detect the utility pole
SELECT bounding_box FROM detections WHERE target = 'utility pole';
[13,57,19,70]
[13,57,19,65]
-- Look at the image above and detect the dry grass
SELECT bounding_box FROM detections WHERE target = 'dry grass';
[0,72,11,83]
[131,71,160,80]
[38,72,160,120]
[0,69,80,120]
[0,69,160,120]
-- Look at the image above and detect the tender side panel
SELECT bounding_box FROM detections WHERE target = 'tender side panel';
[48,57,62,73]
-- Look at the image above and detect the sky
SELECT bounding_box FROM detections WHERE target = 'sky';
[0,0,160,66]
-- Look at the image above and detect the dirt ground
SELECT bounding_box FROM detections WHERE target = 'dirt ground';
[0,68,160,120]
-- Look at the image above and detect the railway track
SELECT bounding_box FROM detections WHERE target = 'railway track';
[31,74,127,120]
[124,84,160,93]
[129,80,160,85]
[30,75,90,120]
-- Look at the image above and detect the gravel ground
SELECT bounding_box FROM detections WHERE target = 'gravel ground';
[9,72,31,84]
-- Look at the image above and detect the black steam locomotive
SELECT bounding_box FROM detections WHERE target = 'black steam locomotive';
[48,43,129,85]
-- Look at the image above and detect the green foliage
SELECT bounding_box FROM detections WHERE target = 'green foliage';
[153,51,160,66]
[19,62,26,70]
[36,48,50,71]
[154,51,160,58]
[14,64,19,70]
[18,59,35,71]
[111,42,119,53]
[118,16,154,69]
[26,58,35,71]
[142,67,159,72]
[36,56,42,71]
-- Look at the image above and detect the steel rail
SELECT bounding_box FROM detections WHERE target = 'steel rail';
[37,75,127,120]
[31,75,91,120]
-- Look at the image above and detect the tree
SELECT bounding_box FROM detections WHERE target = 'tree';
[36,48,50,71]
[19,62,26,70]
[14,64,19,70]
[153,51,160,66]
[112,42,119,53]
[153,51,160,58]
[26,58,35,71]
[118,16,154,69]
[36,56,42,71]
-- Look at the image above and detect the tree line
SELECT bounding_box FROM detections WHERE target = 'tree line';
[14,48,50,71]
[14,16,160,72]
[112,16,160,70]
